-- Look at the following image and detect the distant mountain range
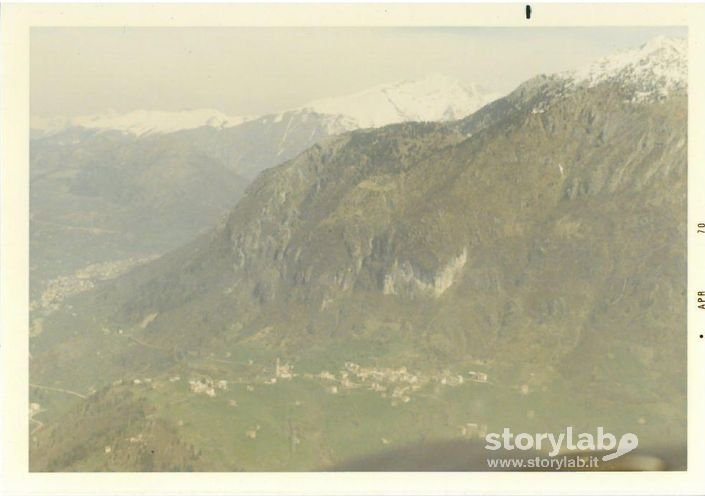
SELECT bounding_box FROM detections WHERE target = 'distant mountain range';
[31,108,251,138]
[32,74,501,137]
[30,37,688,471]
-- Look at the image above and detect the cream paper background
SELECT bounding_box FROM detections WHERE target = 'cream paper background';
[1,3,704,495]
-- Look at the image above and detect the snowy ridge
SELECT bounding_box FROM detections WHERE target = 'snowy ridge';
[31,74,502,137]
[299,74,502,129]
[32,109,253,137]
[563,35,687,98]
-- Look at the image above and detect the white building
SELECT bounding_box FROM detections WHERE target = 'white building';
[468,371,489,383]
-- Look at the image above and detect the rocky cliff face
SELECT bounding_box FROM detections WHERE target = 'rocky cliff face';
[81,74,685,390]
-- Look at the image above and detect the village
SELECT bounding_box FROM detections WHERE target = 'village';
[30,255,158,313]
[124,356,492,423]
[105,356,496,445]
[303,361,490,407]
[124,357,491,406]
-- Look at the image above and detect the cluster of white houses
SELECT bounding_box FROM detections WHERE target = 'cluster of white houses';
[304,362,490,404]
[460,422,488,439]
[265,358,295,384]
[173,358,296,398]
[188,377,229,397]
[122,358,489,410]
[33,274,94,311]
[32,256,156,312]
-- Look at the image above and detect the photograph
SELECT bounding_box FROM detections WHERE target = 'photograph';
[1,3,704,495]
[26,25,688,472]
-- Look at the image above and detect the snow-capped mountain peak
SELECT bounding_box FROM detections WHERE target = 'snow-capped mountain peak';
[565,35,687,97]
[298,73,502,129]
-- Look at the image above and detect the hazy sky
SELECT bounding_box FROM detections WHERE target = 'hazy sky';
[31,26,686,118]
